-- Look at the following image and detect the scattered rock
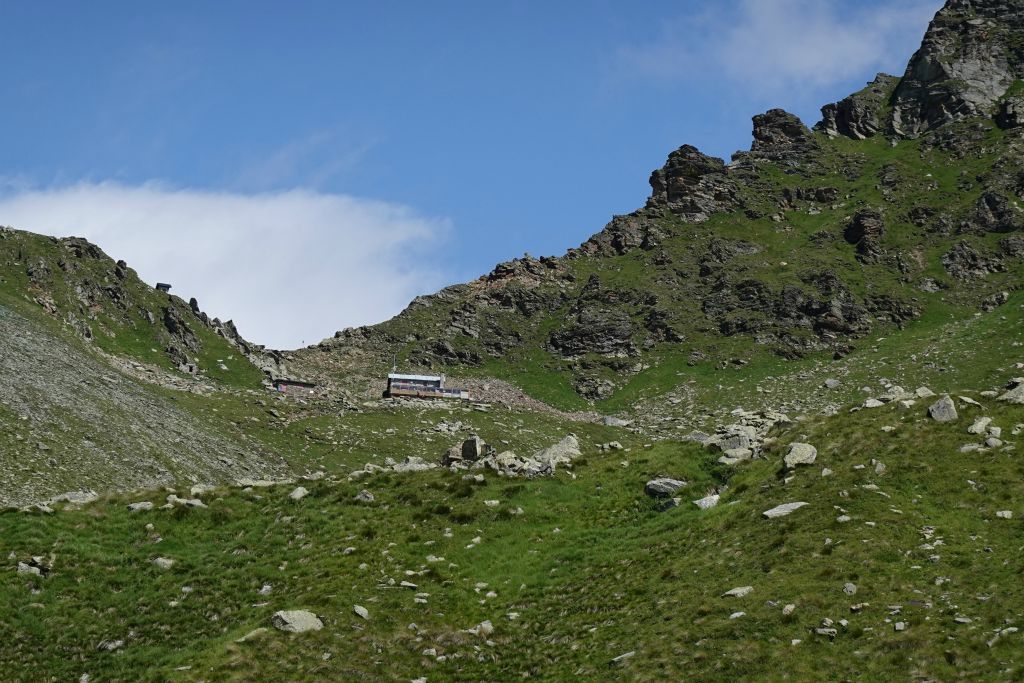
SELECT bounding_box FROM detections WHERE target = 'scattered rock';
[466,620,494,638]
[353,605,370,620]
[17,556,50,576]
[127,501,153,512]
[235,628,269,643]
[996,510,1013,519]
[288,487,309,501]
[763,502,808,519]
[354,490,375,504]
[693,494,720,510]
[152,557,175,570]
[165,494,206,509]
[968,417,993,435]
[723,586,753,598]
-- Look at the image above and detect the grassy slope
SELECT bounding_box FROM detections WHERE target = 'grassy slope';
[1,390,1022,681]
[0,228,265,389]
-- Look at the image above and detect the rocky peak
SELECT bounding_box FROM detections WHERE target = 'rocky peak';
[816,74,899,140]
[646,145,739,222]
[751,109,815,153]
[890,0,1024,137]
[733,109,818,168]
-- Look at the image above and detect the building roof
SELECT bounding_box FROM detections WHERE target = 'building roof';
[388,373,443,382]
[274,378,316,387]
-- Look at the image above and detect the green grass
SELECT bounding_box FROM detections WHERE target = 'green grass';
[0,228,264,390]
[2,383,1023,680]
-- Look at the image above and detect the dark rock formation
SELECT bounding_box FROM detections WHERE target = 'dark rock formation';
[781,187,840,208]
[958,192,1022,234]
[844,209,886,263]
[699,238,763,276]
[580,215,665,256]
[550,275,637,357]
[162,305,200,352]
[942,240,1005,279]
[646,145,739,222]
[996,96,1024,128]
[550,305,636,357]
[742,109,818,165]
[816,74,899,139]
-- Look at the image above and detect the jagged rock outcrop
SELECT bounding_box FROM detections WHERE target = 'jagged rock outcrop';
[816,74,899,139]
[549,275,637,357]
[646,145,740,222]
[958,192,1023,234]
[942,240,1005,279]
[580,214,665,256]
[996,96,1024,128]
[745,109,818,164]
[844,209,886,263]
[890,0,1024,137]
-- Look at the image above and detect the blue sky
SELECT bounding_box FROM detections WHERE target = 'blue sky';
[0,0,943,347]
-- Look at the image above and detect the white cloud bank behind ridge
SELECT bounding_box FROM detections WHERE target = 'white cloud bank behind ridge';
[0,182,450,349]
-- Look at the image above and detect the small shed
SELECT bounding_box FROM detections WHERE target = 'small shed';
[273,378,316,396]
[386,373,469,400]
[156,283,172,293]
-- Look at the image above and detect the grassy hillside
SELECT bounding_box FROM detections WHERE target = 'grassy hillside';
[2,381,1022,681]
[0,228,266,389]
[294,119,1024,415]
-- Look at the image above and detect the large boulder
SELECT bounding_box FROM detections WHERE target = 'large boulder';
[271,610,324,633]
[998,378,1024,405]
[531,435,581,473]
[462,436,487,462]
[645,478,686,499]
[784,443,818,469]
[928,395,959,422]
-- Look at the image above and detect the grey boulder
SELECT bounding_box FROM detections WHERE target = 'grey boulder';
[271,610,324,633]
[928,395,958,422]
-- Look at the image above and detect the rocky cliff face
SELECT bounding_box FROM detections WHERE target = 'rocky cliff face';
[891,0,1024,137]
[816,74,899,139]
[817,0,1024,141]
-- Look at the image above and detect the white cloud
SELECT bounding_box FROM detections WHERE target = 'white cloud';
[615,0,943,95]
[0,182,451,349]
